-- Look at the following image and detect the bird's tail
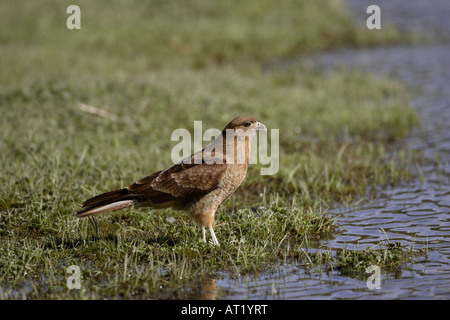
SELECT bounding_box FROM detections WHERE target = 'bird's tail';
[76,188,138,218]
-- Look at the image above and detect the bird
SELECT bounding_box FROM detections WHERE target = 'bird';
[76,116,267,246]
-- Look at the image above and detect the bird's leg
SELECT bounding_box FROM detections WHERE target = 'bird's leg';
[195,209,220,246]
[202,226,206,243]
[209,226,220,246]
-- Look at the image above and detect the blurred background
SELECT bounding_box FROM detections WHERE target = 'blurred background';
[1,0,448,299]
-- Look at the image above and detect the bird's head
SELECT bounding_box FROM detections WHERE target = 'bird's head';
[222,116,267,134]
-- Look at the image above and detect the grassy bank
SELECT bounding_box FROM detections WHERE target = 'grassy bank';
[0,0,419,299]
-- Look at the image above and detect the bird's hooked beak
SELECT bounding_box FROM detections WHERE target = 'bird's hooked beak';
[255,122,267,131]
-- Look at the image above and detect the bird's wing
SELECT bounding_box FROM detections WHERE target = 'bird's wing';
[127,150,227,204]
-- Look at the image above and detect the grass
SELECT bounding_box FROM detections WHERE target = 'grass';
[0,0,421,299]
[333,242,425,276]
[294,241,427,283]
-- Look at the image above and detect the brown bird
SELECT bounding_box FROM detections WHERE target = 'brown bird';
[76,116,267,246]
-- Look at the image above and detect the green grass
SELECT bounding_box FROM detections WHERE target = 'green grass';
[333,242,425,276]
[0,0,420,299]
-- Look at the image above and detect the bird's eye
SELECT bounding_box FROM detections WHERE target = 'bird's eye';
[243,121,251,127]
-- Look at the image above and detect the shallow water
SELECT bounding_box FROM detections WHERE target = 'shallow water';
[210,0,450,299]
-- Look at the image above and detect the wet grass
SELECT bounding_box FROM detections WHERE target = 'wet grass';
[0,0,421,299]
[334,242,425,276]
[293,241,427,284]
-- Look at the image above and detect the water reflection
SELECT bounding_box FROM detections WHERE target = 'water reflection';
[190,277,219,300]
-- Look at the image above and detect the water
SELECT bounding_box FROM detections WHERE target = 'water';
[210,0,450,299]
